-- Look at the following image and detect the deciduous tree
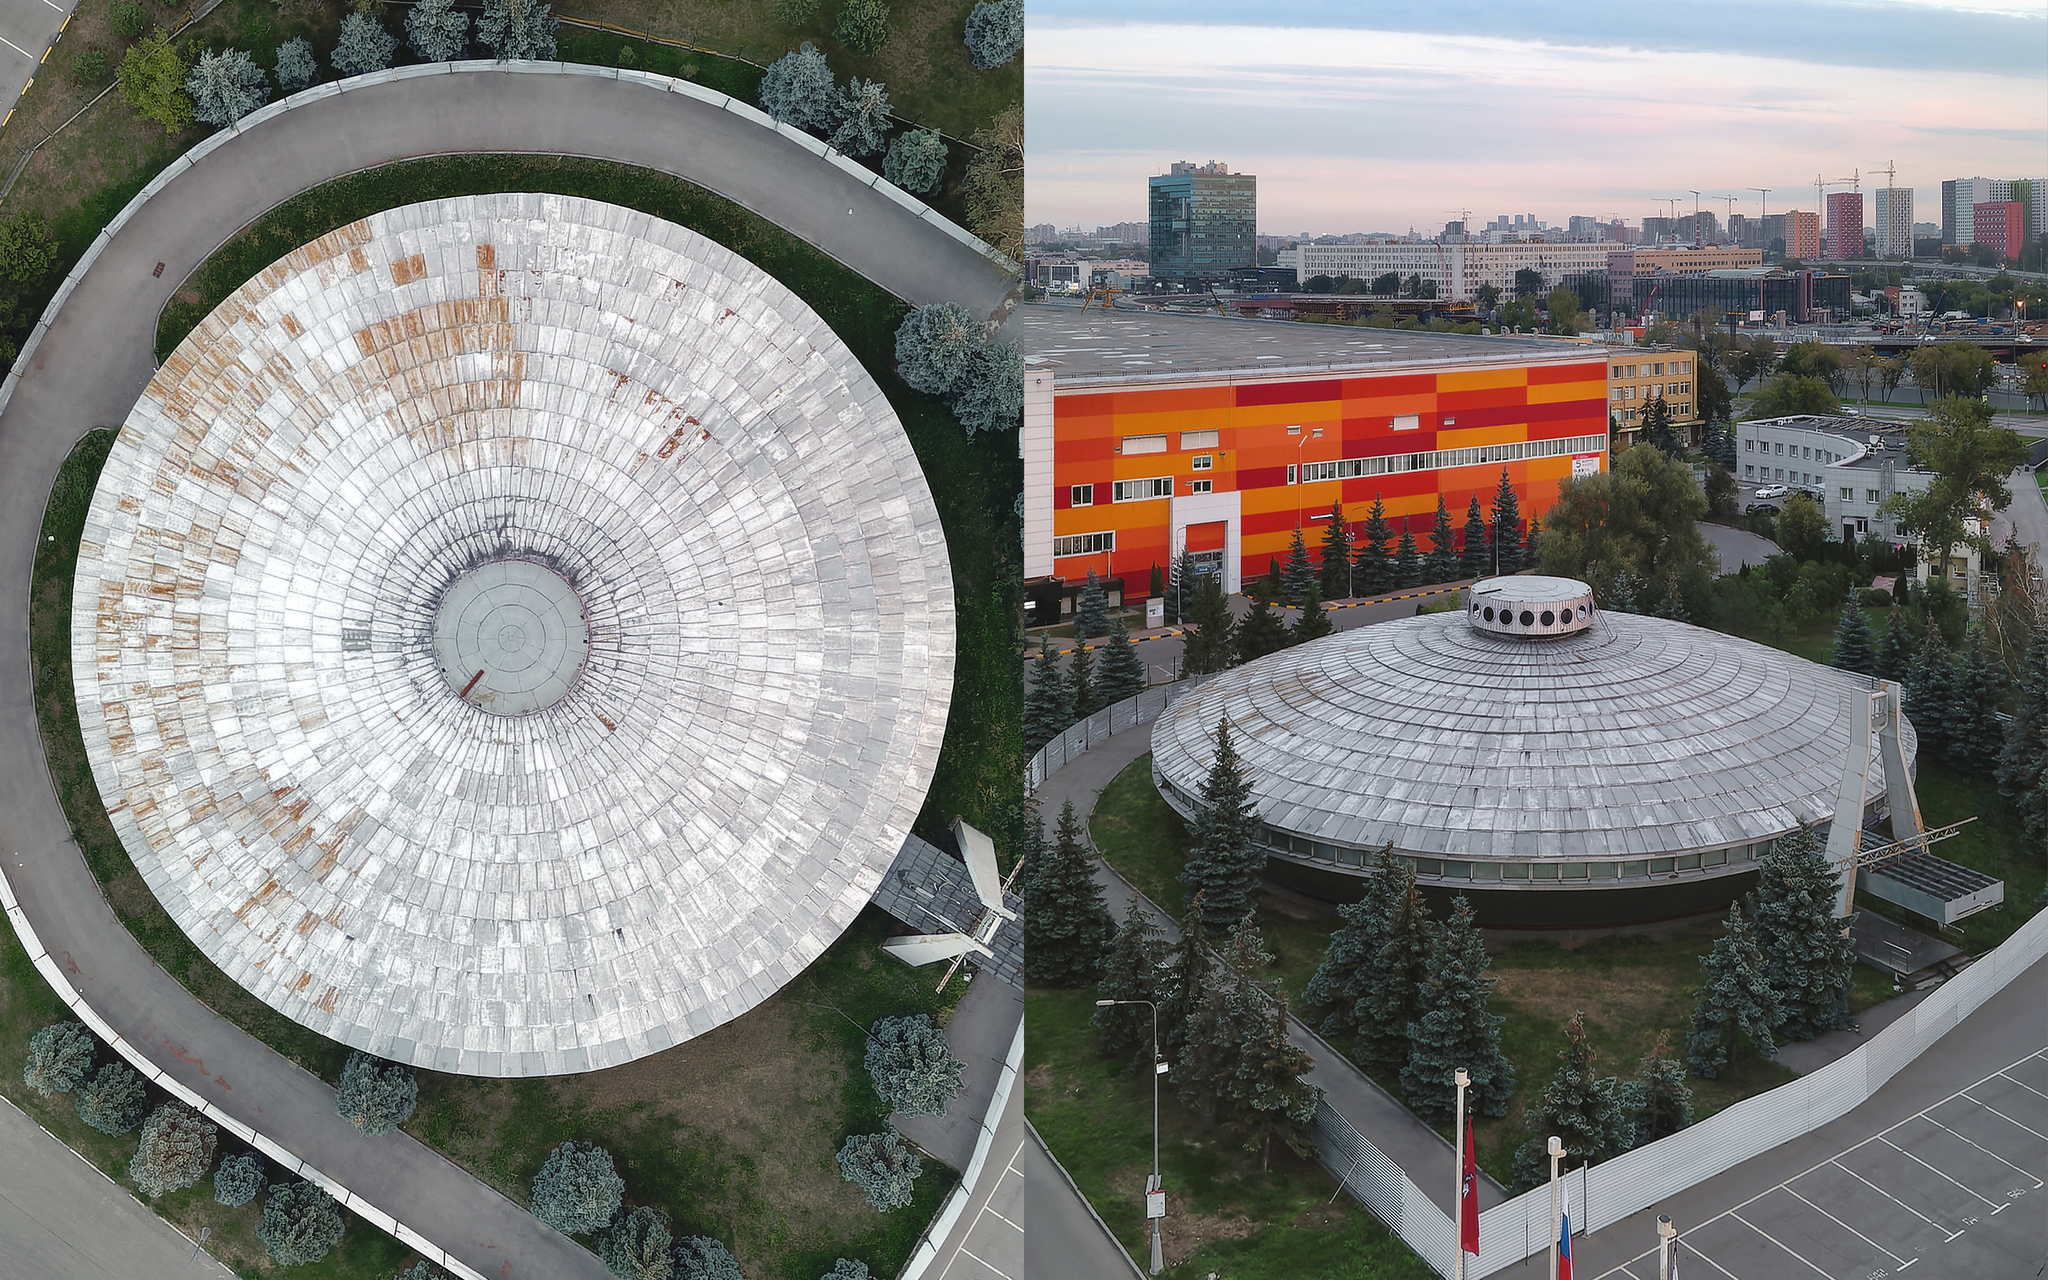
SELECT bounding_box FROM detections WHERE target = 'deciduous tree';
[1882,397,2028,574]
[959,103,1021,257]
[1538,444,1715,620]
[600,1205,674,1279]
[833,0,890,55]
[119,32,193,133]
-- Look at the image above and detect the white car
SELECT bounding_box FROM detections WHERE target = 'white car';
[1753,485,1789,500]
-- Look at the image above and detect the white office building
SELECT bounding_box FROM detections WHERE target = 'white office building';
[1273,240,1619,301]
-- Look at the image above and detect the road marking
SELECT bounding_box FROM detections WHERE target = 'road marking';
[1730,1211,1834,1276]
[0,34,32,58]
[1998,1072,2048,1104]
[44,0,66,11]
[1962,1089,2048,1145]
[1922,1110,2044,1186]
[1826,1158,1962,1240]
[1782,1185,1913,1265]
[1876,1136,2005,1208]
[1675,1238,1741,1279]
[937,1135,1026,1280]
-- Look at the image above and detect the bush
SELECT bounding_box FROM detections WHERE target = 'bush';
[833,0,889,56]
[1859,587,1894,609]
[835,1128,921,1211]
[274,37,317,93]
[881,128,945,194]
[214,1152,266,1207]
[336,1050,418,1135]
[185,48,270,128]
[672,1236,742,1280]
[72,48,108,82]
[476,0,557,61]
[864,1014,965,1116]
[108,0,146,39]
[531,1140,624,1235]
[75,1061,149,1135]
[822,1261,869,1280]
[23,1021,96,1097]
[757,42,839,134]
[599,1205,672,1280]
[771,0,819,21]
[406,0,470,62]
[949,340,1022,436]
[827,76,891,157]
[259,1179,346,1266]
[0,211,54,287]
[130,1101,219,1198]
[893,301,980,397]
[332,12,397,77]
[962,0,1022,70]
[395,1263,451,1280]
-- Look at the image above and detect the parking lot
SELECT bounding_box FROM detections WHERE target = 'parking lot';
[1595,1049,2047,1279]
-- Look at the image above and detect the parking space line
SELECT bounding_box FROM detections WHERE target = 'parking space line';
[1729,1211,1834,1276]
[1925,1112,2045,1186]
[1828,1158,1962,1240]
[1782,1186,1914,1266]
[956,1246,1011,1280]
[2000,1073,2048,1104]
[0,34,33,58]
[1963,1090,2048,1145]
[1680,1239,1741,1279]
[1876,1136,2006,1210]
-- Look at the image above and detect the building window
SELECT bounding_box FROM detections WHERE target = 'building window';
[1071,484,1094,507]
[1122,434,1167,455]
[1053,532,1114,557]
[1681,360,1692,374]
[1857,518,1869,533]
[1867,489,1880,503]
[1775,468,1784,480]
[1112,477,1174,502]
[1744,464,1755,478]
[1612,388,1625,402]
[1611,364,1625,377]
[1652,362,1664,375]
[1286,464,1298,485]
[1624,409,1636,422]
[1180,429,1219,450]
[1840,487,1853,501]
[1392,414,1420,431]
[1192,455,1214,471]
[1744,439,1753,452]
[1625,364,1636,377]
[1680,382,1691,394]
[1775,442,1784,454]
[1189,479,1213,494]
[1286,424,1302,436]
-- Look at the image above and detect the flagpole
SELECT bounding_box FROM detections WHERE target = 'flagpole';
[1658,1215,1677,1280]
[1454,1067,1470,1280]
[1547,1136,1565,1280]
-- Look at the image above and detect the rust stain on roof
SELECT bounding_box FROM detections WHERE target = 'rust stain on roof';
[234,879,282,923]
[389,253,426,286]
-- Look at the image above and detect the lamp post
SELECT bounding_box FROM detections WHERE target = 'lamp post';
[1293,426,1323,532]
[1657,1215,1678,1280]
[1098,998,1166,1274]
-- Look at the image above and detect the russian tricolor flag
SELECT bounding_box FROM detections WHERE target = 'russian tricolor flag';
[1558,1180,1573,1280]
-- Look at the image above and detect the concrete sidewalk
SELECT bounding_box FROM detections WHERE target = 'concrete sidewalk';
[896,973,1024,1172]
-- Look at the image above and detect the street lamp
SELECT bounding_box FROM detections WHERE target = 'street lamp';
[1097,997,1166,1274]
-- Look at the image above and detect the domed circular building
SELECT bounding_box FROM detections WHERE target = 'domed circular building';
[72,194,955,1075]
[1151,577,1912,926]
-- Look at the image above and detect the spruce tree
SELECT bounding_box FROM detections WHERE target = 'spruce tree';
[1873,609,1915,684]
[1458,495,1489,580]
[260,1179,346,1265]
[1069,640,1099,720]
[1401,896,1514,1123]
[1617,1030,1694,1151]
[1353,497,1393,595]
[1424,496,1459,583]
[1355,875,1433,1075]
[1281,528,1315,606]
[1258,557,1282,603]
[1606,567,1642,614]
[1686,902,1781,1079]
[1023,800,1113,987]
[1318,501,1352,600]
[530,1141,623,1235]
[1175,919,1272,1120]
[75,1061,148,1135]
[1509,1012,1627,1192]
[1177,719,1266,933]
[131,1101,218,1199]
[1178,576,1237,677]
[1488,469,1523,575]
[1022,633,1071,755]
[1289,580,1333,646]
[1159,894,1212,1065]
[22,1021,95,1097]
[1074,570,1111,638]
[1228,990,1323,1173]
[1997,626,2048,853]
[1235,594,1289,665]
[865,1014,965,1116]
[598,1206,673,1280]
[1747,824,1854,1043]
[1165,549,1198,624]
[1095,614,1145,705]
[1150,563,1165,601]
[1831,593,1876,675]
[1946,630,2006,774]
[1650,578,1691,622]
[336,1051,416,1136]
[1904,621,1957,762]
[1303,846,1400,1040]
[1392,522,1421,589]
[1523,514,1543,568]
[1093,895,1169,1068]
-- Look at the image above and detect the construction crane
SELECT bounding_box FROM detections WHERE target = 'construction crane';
[1078,284,1126,314]
[1689,190,1703,245]
[1748,187,1772,222]
[1719,195,1740,241]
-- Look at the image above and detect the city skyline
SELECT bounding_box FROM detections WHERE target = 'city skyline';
[1025,0,2046,236]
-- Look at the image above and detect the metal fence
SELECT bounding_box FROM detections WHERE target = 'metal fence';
[1312,1099,1459,1276]
[1024,679,1205,793]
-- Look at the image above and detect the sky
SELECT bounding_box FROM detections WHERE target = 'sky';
[1025,0,2048,237]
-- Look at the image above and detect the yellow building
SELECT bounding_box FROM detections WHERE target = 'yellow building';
[1609,247,1765,276]
[1608,348,1701,448]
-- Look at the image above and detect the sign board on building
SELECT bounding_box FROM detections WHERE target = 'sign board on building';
[1147,597,1165,628]
[1572,454,1602,478]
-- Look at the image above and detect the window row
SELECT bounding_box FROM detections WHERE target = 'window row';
[1265,827,1757,879]
[1300,433,1605,483]
[1609,360,1692,378]
[1052,531,1114,557]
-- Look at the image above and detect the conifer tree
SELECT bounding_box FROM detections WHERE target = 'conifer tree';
[1904,621,1957,762]
[1150,563,1165,601]
[1747,824,1854,1043]
[1093,895,1169,1068]
[1617,1030,1694,1150]
[1459,494,1489,580]
[1686,902,1781,1079]
[1159,894,1212,1065]
[260,1179,346,1265]
[1392,521,1421,589]
[75,1060,148,1135]
[1229,990,1323,1173]
[1024,800,1113,987]
[1509,1012,1627,1191]
[1281,527,1315,606]
[1353,496,1393,595]
[1074,570,1111,638]
[1289,580,1333,646]
[1424,496,1459,583]
[865,1014,965,1116]
[1069,639,1100,720]
[1258,557,1282,603]
[530,1141,623,1235]
[1356,875,1433,1075]
[336,1051,417,1135]
[22,1021,95,1097]
[212,1153,265,1207]
[1022,633,1071,755]
[1401,897,1514,1122]
[1235,594,1289,665]
[1175,919,1272,1120]
[1178,576,1237,677]
[1606,567,1642,613]
[598,1205,673,1280]
[1998,626,2048,852]
[1178,719,1266,933]
[1946,630,2005,774]
[1165,549,1198,624]
[1488,469,1523,575]
[1303,846,1400,1040]
[1095,614,1145,705]
[1831,592,1876,675]
[1874,609,1915,684]
[131,1101,218,1198]
[1650,578,1691,622]
[1010,798,1049,908]
[1318,502,1352,600]
[1523,514,1543,566]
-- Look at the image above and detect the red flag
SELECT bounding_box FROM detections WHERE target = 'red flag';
[1461,1116,1479,1256]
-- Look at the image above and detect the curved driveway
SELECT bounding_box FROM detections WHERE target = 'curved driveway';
[0,65,1013,1280]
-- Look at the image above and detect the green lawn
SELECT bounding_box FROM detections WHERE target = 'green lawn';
[1025,988,1432,1280]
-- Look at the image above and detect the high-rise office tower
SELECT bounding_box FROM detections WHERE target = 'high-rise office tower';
[1147,161,1256,286]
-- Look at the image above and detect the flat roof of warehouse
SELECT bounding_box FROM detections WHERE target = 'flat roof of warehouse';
[1019,303,1608,386]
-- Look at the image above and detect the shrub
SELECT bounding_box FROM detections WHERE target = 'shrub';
[130,1101,219,1198]
[881,128,945,194]
[185,48,270,128]
[406,0,470,62]
[833,0,889,56]
[477,0,557,61]
[108,0,146,39]
[835,1128,921,1211]
[336,1050,418,1135]
[771,0,819,22]
[332,12,396,77]
[864,1014,965,1116]
[949,340,1022,436]
[214,1152,266,1207]
[395,1262,451,1280]
[531,1140,623,1235]
[962,0,1022,70]
[119,32,193,133]
[599,1205,672,1280]
[827,76,891,157]
[672,1236,742,1280]
[23,1021,96,1097]
[274,37,317,93]
[822,1261,870,1280]
[259,1179,346,1266]
[75,1061,149,1135]
[72,48,109,82]
[757,42,839,134]
[893,301,980,397]
[1859,587,1893,609]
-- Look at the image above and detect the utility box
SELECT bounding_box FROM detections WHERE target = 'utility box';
[1146,597,1165,628]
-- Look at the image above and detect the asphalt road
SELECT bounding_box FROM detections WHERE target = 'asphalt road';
[0,68,1013,1280]
[0,1095,237,1280]
[926,1079,1028,1280]
[0,0,70,129]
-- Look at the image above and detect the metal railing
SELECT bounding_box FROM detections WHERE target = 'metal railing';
[1024,678,1205,792]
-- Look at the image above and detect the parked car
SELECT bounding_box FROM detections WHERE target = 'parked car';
[1754,484,1789,499]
